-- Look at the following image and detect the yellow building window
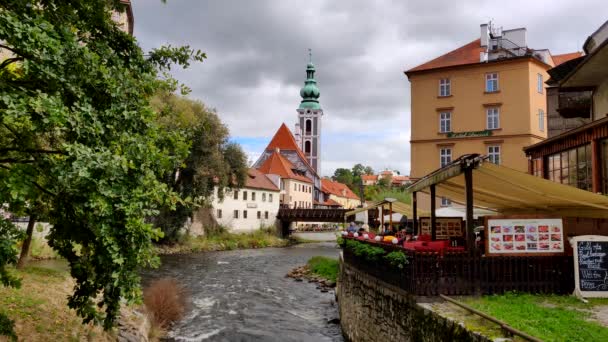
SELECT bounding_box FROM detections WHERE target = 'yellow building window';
[485,73,499,92]
[486,107,500,130]
[439,78,451,97]
[487,145,501,164]
[439,112,451,133]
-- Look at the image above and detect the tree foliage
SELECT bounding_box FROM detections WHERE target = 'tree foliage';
[0,0,203,329]
[331,164,374,195]
[332,168,354,186]
[151,92,248,241]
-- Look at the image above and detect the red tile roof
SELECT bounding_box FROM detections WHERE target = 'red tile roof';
[552,52,584,66]
[392,175,410,181]
[406,39,484,74]
[361,175,378,181]
[406,38,582,74]
[323,198,343,207]
[257,151,312,184]
[245,168,279,192]
[265,123,318,177]
[321,178,360,200]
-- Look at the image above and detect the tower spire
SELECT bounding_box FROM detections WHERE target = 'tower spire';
[299,51,320,110]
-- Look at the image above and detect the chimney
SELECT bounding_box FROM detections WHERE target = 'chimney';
[480,23,489,47]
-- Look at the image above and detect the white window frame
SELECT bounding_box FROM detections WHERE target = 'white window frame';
[486,107,500,130]
[487,145,501,165]
[269,194,273,202]
[440,148,452,167]
[439,112,451,133]
[233,210,239,219]
[485,73,499,92]
[439,78,451,97]
[538,109,545,132]
[262,193,266,202]
[537,73,543,94]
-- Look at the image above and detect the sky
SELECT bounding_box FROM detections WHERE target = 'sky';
[131,0,606,177]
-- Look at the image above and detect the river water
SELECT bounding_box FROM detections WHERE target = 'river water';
[142,242,343,342]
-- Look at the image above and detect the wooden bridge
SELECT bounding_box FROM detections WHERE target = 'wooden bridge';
[276,208,349,236]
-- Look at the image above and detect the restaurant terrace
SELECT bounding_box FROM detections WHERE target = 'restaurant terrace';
[341,154,608,295]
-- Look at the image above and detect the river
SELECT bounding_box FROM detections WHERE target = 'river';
[142,242,343,342]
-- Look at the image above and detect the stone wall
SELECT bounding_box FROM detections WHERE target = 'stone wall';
[338,255,490,342]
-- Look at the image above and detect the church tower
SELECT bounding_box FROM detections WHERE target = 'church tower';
[296,50,323,174]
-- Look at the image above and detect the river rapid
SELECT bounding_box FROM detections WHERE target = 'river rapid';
[142,242,343,342]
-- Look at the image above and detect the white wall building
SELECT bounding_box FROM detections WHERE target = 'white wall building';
[211,169,280,233]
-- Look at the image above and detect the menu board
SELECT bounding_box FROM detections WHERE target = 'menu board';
[571,235,608,298]
[419,217,463,240]
[486,218,564,255]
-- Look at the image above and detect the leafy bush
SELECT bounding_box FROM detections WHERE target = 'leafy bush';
[0,313,17,341]
[342,239,409,269]
[143,278,188,330]
[0,219,23,288]
[344,239,386,262]
[384,250,408,269]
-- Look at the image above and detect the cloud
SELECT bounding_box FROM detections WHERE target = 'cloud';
[131,0,606,177]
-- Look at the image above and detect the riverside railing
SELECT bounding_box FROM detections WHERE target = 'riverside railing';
[341,237,574,296]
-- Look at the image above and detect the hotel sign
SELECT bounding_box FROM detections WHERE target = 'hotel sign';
[446,130,493,138]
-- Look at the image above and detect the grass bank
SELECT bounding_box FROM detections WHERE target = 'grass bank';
[460,292,608,341]
[155,229,289,254]
[307,256,339,283]
[0,262,114,341]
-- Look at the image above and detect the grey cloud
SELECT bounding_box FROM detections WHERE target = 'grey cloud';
[132,0,606,174]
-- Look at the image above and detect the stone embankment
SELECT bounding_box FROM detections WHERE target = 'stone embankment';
[286,265,336,292]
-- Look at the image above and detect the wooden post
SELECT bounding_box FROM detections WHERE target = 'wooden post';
[389,201,393,231]
[465,167,475,248]
[380,204,384,229]
[412,192,418,235]
[591,139,601,193]
[430,185,436,240]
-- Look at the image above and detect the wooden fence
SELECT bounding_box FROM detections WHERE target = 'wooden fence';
[342,241,574,296]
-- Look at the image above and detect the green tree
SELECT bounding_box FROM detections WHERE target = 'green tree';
[377,175,392,188]
[151,92,248,241]
[0,219,23,340]
[352,163,366,177]
[332,168,354,187]
[0,0,204,329]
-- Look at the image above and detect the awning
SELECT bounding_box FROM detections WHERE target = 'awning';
[408,155,608,218]
[345,199,430,218]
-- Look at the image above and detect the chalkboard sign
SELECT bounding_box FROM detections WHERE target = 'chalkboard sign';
[571,235,608,298]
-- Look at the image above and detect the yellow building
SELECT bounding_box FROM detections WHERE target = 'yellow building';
[405,23,580,208]
[321,178,361,209]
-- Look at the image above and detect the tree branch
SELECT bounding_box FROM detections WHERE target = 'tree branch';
[0,159,36,164]
[0,148,65,155]
[0,57,23,70]
[0,44,19,55]
[31,181,56,197]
